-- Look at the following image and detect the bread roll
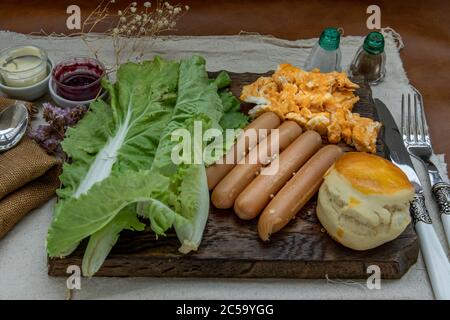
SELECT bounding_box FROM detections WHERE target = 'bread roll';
[316,152,414,250]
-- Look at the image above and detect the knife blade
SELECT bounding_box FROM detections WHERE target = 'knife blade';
[374,99,423,192]
[374,98,450,300]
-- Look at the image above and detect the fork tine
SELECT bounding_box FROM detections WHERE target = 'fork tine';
[419,93,430,143]
[401,94,407,141]
[414,94,420,142]
[407,93,413,142]
[415,93,425,143]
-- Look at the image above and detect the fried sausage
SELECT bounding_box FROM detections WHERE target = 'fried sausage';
[211,121,302,209]
[258,145,344,241]
[234,131,322,220]
[206,112,281,190]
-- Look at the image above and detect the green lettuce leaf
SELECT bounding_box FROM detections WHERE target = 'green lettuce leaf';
[47,171,175,257]
[145,56,226,252]
[173,164,210,253]
[203,90,248,165]
[219,112,249,131]
[151,56,224,176]
[212,71,232,89]
[82,208,145,277]
[48,57,180,257]
[57,57,179,201]
[219,90,248,129]
[219,90,240,113]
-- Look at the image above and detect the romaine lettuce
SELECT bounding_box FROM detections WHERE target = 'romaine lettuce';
[82,208,145,277]
[48,57,180,257]
[142,56,225,252]
[56,57,179,201]
[47,55,248,276]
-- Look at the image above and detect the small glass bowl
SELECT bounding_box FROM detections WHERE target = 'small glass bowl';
[49,76,108,108]
[52,57,106,102]
[0,58,53,101]
[0,45,49,88]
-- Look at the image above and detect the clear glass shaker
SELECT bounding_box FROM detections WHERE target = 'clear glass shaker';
[349,31,386,85]
[304,27,342,72]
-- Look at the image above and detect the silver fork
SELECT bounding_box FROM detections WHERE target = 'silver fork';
[402,87,450,246]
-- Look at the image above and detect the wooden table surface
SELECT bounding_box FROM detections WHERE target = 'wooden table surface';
[1,0,448,174]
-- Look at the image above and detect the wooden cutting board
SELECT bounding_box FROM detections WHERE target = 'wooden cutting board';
[48,72,419,279]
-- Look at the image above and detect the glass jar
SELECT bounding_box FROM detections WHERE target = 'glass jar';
[52,57,106,101]
[0,45,49,87]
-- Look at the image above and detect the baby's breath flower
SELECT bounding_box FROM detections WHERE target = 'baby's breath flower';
[78,0,190,71]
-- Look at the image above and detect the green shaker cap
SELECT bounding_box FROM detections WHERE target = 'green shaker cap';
[318,27,341,51]
[363,32,385,54]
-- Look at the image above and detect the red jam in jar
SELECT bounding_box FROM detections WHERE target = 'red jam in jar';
[52,57,105,101]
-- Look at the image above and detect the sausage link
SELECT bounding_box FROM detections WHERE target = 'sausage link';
[258,145,343,241]
[235,131,322,220]
[211,121,302,209]
[206,112,280,190]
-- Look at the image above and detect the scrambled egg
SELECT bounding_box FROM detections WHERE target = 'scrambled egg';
[240,64,381,153]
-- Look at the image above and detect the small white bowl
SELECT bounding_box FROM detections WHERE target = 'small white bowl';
[49,76,108,108]
[0,58,53,101]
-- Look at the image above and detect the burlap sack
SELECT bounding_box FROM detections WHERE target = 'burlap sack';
[0,98,61,239]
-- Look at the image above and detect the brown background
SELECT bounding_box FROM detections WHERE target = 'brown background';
[0,0,449,174]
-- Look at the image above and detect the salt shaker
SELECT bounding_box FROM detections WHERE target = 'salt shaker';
[304,27,342,72]
[349,31,386,85]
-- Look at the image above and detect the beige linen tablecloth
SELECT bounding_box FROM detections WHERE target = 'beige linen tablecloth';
[0,30,448,299]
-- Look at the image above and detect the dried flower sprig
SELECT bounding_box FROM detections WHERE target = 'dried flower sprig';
[80,0,189,71]
[28,103,88,157]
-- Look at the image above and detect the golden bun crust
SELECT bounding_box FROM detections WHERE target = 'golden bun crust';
[333,152,414,195]
[317,152,414,251]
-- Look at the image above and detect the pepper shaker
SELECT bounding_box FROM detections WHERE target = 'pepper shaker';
[349,31,386,85]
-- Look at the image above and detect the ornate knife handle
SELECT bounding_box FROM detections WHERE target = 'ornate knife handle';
[411,191,450,299]
[410,193,432,225]
[432,182,450,216]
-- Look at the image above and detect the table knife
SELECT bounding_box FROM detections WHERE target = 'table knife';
[374,98,450,300]
[428,167,450,246]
